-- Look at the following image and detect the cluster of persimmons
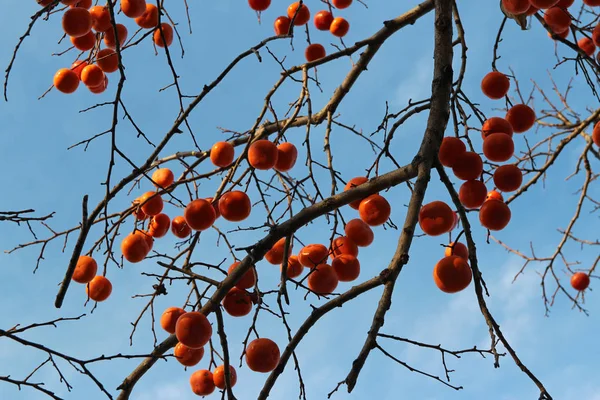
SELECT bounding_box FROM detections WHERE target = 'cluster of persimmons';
[41,0,174,94]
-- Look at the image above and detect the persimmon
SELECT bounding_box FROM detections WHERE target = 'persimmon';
[248,140,278,170]
[209,141,235,168]
[483,133,514,162]
[332,0,352,8]
[62,7,93,38]
[583,0,600,6]
[274,16,291,35]
[53,68,80,94]
[501,0,530,14]
[481,71,510,100]
[121,231,150,263]
[556,0,574,6]
[218,191,252,222]
[493,165,522,192]
[135,3,158,28]
[90,6,112,32]
[332,254,360,282]
[330,236,359,259]
[445,242,469,261]
[206,197,221,219]
[139,191,163,216]
[245,338,280,373]
[61,0,79,5]
[419,201,455,236]
[86,275,112,301]
[148,213,170,238]
[307,263,338,294]
[578,37,596,56]
[151,168,174,188]
[506,104,536,133]
[222,287,253,317]
[330,17,350,37]
[274,142,298,172]
[96,48,119,73]
[171,216,192,238]
[452,152,483,181]
[438,137,466,167]
[433,256,472,293]
[344,218,374,247]
[298,244,329,268]
[71,60,88,79]
[71,0,92,8]
[481,117,513,138]
[228,261,257,290]
[104,23,128,49]
[479,199,511,231]
[153,23,174,47]
[213,365,237,389]
[593,24,600,47]
[174,343,204,367]
[486,190,504,202]
[305,43,326,62]
[81,64,105,88]
[358,194,391,226]
[314,10,334,30]
[459,180,487,209]
[344,176,369,209]
[570,272,590,291]
[593,122,600,147]
[525,4,539,15]
[529,0,560,8]
[160,307,186,334]
[249,0,271,11]
[121,0,146,18]
[189,370,215,396]
[287,2,310,26]
[70,31,96,51]
[265,237,291,265]
[184,199,216,230]
[89,79,108,93]
[544,7,571,34]
[548,28,569,40]
[38,0,54,6]
[282,255,304,279]
[72,255,98,284]
[175,312,212,349]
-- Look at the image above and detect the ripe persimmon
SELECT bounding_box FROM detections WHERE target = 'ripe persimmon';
[282,255,304,279]
[479,199,511,231]
[104,23,128,49]
[481,71,510,99]
[274,142,298,172]
[265,237,291,265]
[544,7,571,34]
[54,68,80,94]
[249,0,271,11]
[38,0,54,6]
[121,0,146,18]
[190,370,215,396]
[571,272,590,291]
[70,31,96,51]
[314,10,334,30]
[274,16,291,35]
[148,213,171,238]
[578,37,596,56]
[139,191,163,216]
[493,165,522,192]
[305,43,326,62]
[332,0,352,8]
[332,254,360,282]
[483,132,514,162]
[433,256,472,293]
[287,2,310,25]
[121,231,150,263]
[153,23,174,47]
[248,140,278,170]
[210,141,235,168]
[445,242,469,261]
[81,64,105,88]
[175,312,212,349]
[228,262,257,290]
[171,216,192,238]
[344,176,369,209]
[71,60,88,79]
[62,7,93,38]
[584,0,600,5]
[330,236,359,259]
[174,343,204,367]
[72,255,98,284]
[593,24,600,47]
[160,307,186,334]
[330,17,350,37]
[359,194,391,226]
[593,122,600,147]
[548,29,569,40]
[481,117,513,138]
[530,0,560,8]
[506,104,536,133]
[86,275,112,301]
[185,199,216,231]
[501,0,530,14]
[61,0,79,5]
[525,4,539,15]
[218,191,252,222]
[452,152,483,181]
[298,244,329,268]
[88,76,108,94]
[90,6,111,32]
[222,287,253,317]
[419,201,455,236]
[213,365,237,389]
[344,218,374,247]
[96,48,119,73]
[135,3,158,28]
[459,180,487,209]
[556,0,574,6]
[307,263,338,294]
[151,168,174,188]
[486,190,504,202]
[71,0,92,8]
[438,136,466,167]
[245,338,280,373]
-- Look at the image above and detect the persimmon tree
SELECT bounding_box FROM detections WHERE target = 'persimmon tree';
[1,0,599,399]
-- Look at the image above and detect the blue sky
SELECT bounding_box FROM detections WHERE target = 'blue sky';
[1,1,599,400]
